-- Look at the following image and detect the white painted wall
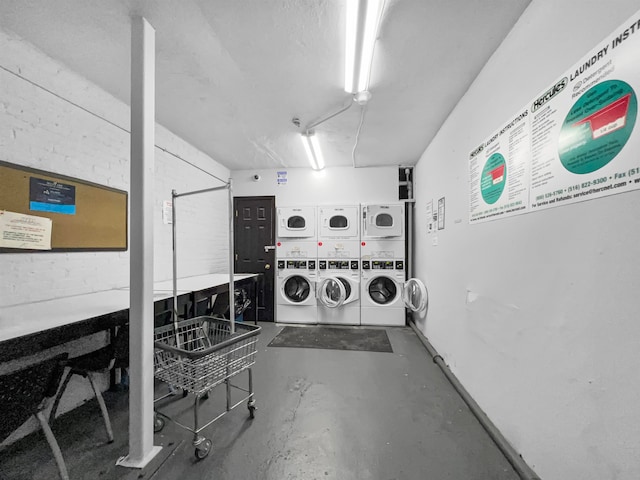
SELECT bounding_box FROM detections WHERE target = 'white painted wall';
[0,28,231,309]
[232,166,399,205]
[412,2,640,479]
[0,27,230,444]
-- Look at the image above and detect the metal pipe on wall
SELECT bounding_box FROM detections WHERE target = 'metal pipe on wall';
[171,189,179,338]
[404,167,414,280]
[228,178,235,334]
[408,321,541,480]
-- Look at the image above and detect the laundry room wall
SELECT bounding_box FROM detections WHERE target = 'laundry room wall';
[0,26,230,440]
[412,2,640,480]
[0,27,231,309]
[232,166,399,205]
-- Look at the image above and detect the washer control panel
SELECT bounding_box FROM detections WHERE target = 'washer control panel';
[278,260,316,269]
[318,259,359,270]
[362,260,404,270]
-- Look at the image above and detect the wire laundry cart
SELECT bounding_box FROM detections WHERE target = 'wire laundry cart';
[153,315,261,459]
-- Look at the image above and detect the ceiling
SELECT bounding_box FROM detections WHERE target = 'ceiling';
[0,0,531,171]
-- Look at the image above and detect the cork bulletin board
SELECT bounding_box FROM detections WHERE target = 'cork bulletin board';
[0,161,127,252]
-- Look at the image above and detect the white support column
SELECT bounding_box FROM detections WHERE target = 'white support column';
[228,179,235,334]
[117,15,162,468]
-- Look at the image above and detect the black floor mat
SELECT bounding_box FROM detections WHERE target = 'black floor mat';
[268,326,393,353]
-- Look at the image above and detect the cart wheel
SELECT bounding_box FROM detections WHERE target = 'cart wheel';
[153,415,165,433]
[196,391,210,401]
[194,439,212,460]
[248,399,256,419]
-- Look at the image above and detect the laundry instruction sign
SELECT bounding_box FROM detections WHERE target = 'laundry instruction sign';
[469,10,640,223]
[469,110,530,222]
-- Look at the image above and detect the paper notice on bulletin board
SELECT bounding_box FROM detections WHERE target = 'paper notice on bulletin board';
[469,8,640,223]
[0,210,52,250]
[29,177,76,215]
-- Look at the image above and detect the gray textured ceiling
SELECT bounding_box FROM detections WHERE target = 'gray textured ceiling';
[0,0,531,171]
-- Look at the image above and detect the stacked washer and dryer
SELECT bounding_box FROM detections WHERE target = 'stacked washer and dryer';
[316,206,361,325]
[360,203,408,326]
[275,203,428,326]
[275,206,318,324]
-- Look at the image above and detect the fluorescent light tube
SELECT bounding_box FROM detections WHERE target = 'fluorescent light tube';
[301,131,325,170]
[345,0,384,94]
[309,132,325,170]
[301,133,317,169]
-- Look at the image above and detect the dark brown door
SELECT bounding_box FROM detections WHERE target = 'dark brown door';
[234,196,276,322]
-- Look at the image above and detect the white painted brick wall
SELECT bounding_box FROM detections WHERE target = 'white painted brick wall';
[0,27,232,447]
[0,27,230,308]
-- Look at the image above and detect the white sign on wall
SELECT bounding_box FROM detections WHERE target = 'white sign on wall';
[276,171,287,186]
[0,210,52,250]
[162,200,173,224]
[469,110,530,222]
[425,200,434,233]
[469,9,640,223]
[437,197,446,230]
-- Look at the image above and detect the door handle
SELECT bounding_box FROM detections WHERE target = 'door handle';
[265,264,271,270]
[264,245,276,252]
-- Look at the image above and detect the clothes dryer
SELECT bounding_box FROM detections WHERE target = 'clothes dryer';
[318,205,359,240]
[361,203,405,239]
[316,240,360,325]
[277,206,316,239]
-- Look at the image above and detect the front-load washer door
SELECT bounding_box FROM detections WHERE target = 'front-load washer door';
[335,275,358,304]
[282,275,313,304]
[319,206,359,239]
[277,207,316,238]
[402,278,428,312]
[362,204,404,238]
[317,276,348,308]
[367,276,399,305]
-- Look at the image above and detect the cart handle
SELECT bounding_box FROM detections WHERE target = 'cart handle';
[154,318,261,360]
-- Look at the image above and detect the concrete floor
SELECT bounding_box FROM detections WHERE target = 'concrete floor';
[0,322,519,480]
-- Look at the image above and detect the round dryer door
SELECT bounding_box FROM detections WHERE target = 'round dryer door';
[368,276,398,305]
[403,278,428,312]
[283,275,312,303]
[317,277,348,308]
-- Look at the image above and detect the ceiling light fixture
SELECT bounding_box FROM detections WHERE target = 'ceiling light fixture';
[300,131,325,170]
[345,0,384,94]
[297,1,384,170]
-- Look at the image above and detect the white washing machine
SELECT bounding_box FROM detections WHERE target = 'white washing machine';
[276,240,317,324]
[361,203,405,239]
[360,240,406,326]
[277,206,316,239]
[318,205,359,240]
[276,257,317,324]
[316,240,360,325]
